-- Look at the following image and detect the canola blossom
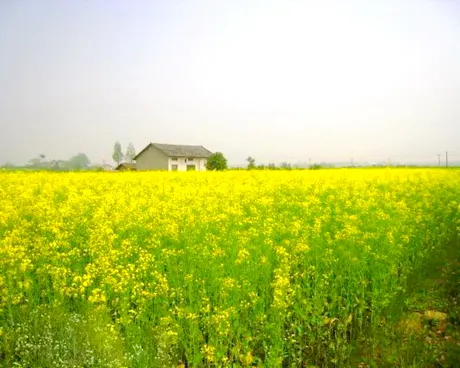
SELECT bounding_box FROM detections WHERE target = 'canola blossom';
[0,169,459,367]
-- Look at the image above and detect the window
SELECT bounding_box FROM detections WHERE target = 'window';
[186,164,196,171]
[171,157,178,161]
[187,157,194,162]
[171,164,178,171]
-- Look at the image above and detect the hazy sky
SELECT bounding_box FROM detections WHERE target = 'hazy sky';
[1,0,459,165]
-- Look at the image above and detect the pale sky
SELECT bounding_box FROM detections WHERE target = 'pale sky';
[1,0,459,166]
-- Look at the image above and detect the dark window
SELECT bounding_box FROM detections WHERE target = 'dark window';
[186,164,196,171]
[171,164,178,171]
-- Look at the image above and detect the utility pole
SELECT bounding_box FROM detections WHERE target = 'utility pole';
[446,151,448,168]
[437,154,441,166]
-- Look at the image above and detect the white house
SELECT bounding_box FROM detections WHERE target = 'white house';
[133,143,213,171]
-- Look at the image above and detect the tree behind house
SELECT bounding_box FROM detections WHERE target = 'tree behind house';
[112,142,124,165]
[125,143,136,163]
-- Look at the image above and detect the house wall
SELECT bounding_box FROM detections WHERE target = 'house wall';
[168,157,208,171]
[136,145,169,170]
[198,158,208,171]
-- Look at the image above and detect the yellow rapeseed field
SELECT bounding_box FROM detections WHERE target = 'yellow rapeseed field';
[0,169,459,367]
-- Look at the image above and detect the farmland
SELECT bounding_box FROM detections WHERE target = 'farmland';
[0,169,459,367]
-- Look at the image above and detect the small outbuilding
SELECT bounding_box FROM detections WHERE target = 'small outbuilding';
[115,162,136,171]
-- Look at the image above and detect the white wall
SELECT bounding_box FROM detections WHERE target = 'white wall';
[168,157,207,171]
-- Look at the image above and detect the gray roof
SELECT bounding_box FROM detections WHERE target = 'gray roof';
[135,143,213,159]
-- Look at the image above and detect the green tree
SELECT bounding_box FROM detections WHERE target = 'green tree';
[67,153,91,170]
[1,161,15,169]
[125,142,136,163]
[246,156,256,170]
[112,142,123,165]
[28,154,46,168]
[280,162,292,170]
[206,152,228,171]
[28,158,42,168]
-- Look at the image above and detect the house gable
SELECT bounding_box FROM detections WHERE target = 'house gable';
[135,144,169,171]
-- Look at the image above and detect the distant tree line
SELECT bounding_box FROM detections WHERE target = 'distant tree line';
[243,156,322,170]
[1,153,94,171]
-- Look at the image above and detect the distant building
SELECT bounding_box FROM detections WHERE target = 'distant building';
[115,162,136,171]
[134,143,213,171]
[100,164,114,171]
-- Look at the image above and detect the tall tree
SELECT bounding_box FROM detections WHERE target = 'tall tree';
[246,156,256,170]
[112,142,123,165]
[206,152,228,171]
[125,142,136,163]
